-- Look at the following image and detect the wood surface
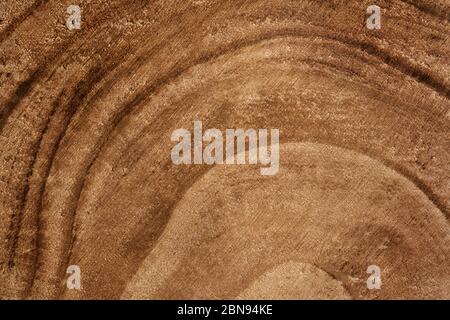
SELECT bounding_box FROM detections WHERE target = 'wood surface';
[0,0,449,299]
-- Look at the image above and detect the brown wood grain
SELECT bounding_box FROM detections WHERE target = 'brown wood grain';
[0,0,449,299]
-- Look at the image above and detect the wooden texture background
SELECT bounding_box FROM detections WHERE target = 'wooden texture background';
[0,0,449,299]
